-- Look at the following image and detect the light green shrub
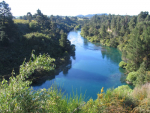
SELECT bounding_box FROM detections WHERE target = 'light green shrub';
[114,85,133,97]
[126,72,137,83]
[119,61,127,68]
[0,52,83,112]
[29,21,38,30]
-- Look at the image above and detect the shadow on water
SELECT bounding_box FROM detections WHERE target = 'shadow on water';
[100,46,122,64]
[82,36,122,65]
[83,38,89,48]
[31,30,128,100]
[31,53,75,87]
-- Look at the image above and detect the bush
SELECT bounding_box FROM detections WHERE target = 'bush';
[114,85,133,97]
[74,25,81,30]
[0,52,83,112]
[18,51,56,80]
[131,83,150,112]
[132,83,150,100]
[126,72,137,83]
[119,61,127,68]
[29,21,38,31]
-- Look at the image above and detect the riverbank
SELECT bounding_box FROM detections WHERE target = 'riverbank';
[1,65,150,112]
[32,30,126,100]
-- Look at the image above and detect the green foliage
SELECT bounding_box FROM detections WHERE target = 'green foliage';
[0,1,15,46]
[19,51,55,79]
[0,7,77,77]
[29,20,38,30]
[126,72,137,83]
[74,25,81,30]
[131,83,150,112]
[0,52,83,112]
[81,12,150,85]
[126,62,150,86]
[0,31,9,46]
[86,36,99,42]
[27,12,32,22]
[1,1,150,112]
[59,33,67,48]
[14,19,29,24]
[119,61,127,68]
[82,87,133,112]
[0,55,149,112]
[114,85,133,97]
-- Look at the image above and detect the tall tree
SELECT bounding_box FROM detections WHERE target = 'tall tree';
[37,9,42,16]
[0,1,14,46]
[27,12,32,22]
[59,33,70,51]
[142,26,150,69]
[0,1,12,25]
[137,11,149,23]
[111,18,116,29]
[126,27,144,71]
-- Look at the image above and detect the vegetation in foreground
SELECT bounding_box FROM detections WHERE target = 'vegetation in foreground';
[0,53,150,112]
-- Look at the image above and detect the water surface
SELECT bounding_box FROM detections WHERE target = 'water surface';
[32,30,126,100]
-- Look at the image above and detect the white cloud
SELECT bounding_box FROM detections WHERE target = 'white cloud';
[3,0,150,16]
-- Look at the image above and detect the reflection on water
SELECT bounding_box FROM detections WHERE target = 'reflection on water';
[31,57,73,86]
[32,30,126,100]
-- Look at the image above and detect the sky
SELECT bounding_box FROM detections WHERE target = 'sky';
[2,0,150,16]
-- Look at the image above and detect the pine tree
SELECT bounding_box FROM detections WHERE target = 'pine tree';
[142,26,150,69]
[0,1,13,46]
[126,27,144,71]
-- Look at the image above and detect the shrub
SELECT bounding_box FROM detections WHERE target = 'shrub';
[132,83,150,112]
[119,61,127,68]
[114,85,133,97]
[19,51,55,79]
[29,21,38,31]
[74,25,81,30]
[126,72,137,83]
[132,83,150,100]
[0,52,83,112]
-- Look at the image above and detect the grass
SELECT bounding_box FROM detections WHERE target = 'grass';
[13,19,30,24]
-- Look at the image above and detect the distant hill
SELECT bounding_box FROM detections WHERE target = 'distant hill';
[76,15,84,18]
[76,13,107,18]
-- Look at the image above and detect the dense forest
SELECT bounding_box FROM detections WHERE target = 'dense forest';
[0,1,150,112]
[81,12,150,86]
[0,0,85,81]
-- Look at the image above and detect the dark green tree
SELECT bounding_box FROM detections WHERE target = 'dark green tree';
[145,15,150,22]
[0,1,12,24]
[129,16,136,31]
[111,18,116,29]
[27,12,32,22]
[137,11,149,23]
[142,26,150,69]
[59,33,70,52]
[126,27,144,71]
[37,9,42,16]
[101,25,106,38]
[0,1,14,46]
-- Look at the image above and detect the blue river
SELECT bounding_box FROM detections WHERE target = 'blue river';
[32,30,126,100]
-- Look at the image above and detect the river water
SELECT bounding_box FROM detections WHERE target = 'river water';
[32,30,126,100]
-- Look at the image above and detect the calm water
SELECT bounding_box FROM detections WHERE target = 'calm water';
[32,30,126,100]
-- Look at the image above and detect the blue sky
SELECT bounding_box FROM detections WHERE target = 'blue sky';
[2,0,150,16]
